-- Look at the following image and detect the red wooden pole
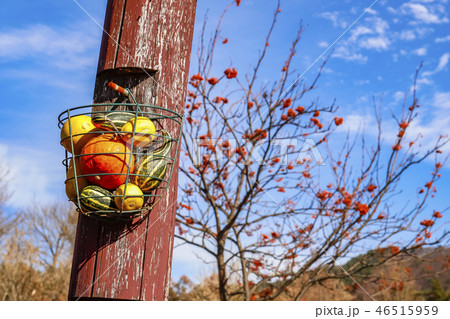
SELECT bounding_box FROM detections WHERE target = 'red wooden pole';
[68,0,196,300]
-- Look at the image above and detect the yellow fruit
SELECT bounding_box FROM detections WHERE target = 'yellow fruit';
[114,183,144,211]
[121,117,156,147]
[65,158,89,202]
[61,115,98,154]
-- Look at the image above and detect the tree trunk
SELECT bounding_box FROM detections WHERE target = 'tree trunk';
[217,244,227,301]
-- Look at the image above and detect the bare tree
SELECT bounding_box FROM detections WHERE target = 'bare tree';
[175,1,449,301]
[0,199,77,300]
[24,203,77,269]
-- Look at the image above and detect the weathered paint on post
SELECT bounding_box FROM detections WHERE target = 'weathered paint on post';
[68,0,196,300]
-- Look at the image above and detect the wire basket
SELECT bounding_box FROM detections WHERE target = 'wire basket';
[58,82,182,220]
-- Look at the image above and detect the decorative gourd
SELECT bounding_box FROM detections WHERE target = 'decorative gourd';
[60,115,98,154]
[121,116,156,147]
[65,158,89,202]
[91,111,135,131]
[132,130,172,193]
[114,183,144,211]
[80,185,115,212]
[80,134,135,190]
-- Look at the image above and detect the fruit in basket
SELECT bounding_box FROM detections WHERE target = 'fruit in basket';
[114,183,144,211]
[80,185,115,212]
[60,115,98,154]
[65,158,89,202]
[121,117,156,147]
[80,134,135,190]
[92,111,135,131]
[133,130,172,192]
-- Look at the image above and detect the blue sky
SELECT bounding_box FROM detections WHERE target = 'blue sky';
[0,0,449,281]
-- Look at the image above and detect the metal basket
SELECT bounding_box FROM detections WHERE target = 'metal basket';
[58,82,182,220]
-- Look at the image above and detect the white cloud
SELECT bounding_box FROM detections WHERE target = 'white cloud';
[415,0,443,3]
[394,27,435,41]
[356,79,370,85]
[435,35,450,42]
[422,53,450,77]
[415,27,435,37]
[321,67,334,74]
[335,113,379,136]
[0,68,85,90]
[436,52,450,71]
[401,3,449,24]
[333,46,368,63]
[0,24,98,70]
[318,41,329,48]
[324,2,444,67]
[366,8,377,15]
[413,47,428,56]
[399,30,417,40]
[433,91,450,109]
[349,17,389,42]
[416,76,433,86]
[387,6,397,14]
[319,12,347,28]
[371,17,390,34]
[393,91,406,102]
[349,26,373,42]
[360,37,390,50]
[333,16,390,62]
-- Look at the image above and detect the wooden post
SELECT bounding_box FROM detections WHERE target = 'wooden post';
[68,0,196,300]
